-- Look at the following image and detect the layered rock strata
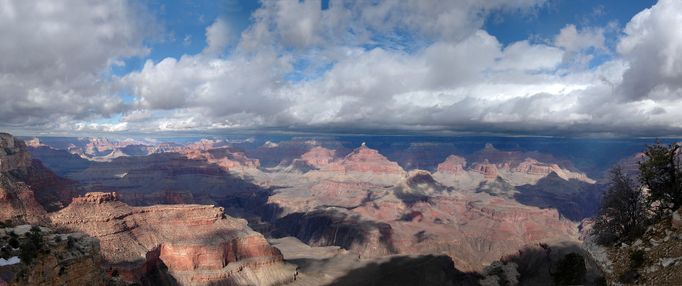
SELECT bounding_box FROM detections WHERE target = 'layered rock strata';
[50,192,296,285]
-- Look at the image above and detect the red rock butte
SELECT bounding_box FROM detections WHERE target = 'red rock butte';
[50,192,296,286]
[323,143,404,174]
[436,155,467,175]
[300,146,337,168]
[471,159,499,179]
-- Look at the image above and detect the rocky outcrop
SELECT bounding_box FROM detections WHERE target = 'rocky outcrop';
[471,160,498,179]
[50,192,296,285]
[598,218,682,285]
[436,155,467,175]
[0,226,106,286]
[300,146,336,169]
[323,143,404,175]
[673,209,682,230]
[466,143,596,183]
[0,133,58,224]
[0,176,48,225]
[182,147,260,171]
[514,158,594,183]
[0,134,31,173]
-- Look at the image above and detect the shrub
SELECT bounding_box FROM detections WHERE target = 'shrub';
[8,237,20,248]
[15,225,47,264]
[19,240,38,264]
[629,249,645,268]
[553,253,586,286]
[593,167,647,245]
[639,142,682,214]
[0,220,12,228]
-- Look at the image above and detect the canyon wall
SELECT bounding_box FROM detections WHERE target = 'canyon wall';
[50,192,296,285]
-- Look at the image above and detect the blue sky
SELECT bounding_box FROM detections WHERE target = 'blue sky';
[105,0,661,95]
[2,0,682,137]
[114,0,657,77]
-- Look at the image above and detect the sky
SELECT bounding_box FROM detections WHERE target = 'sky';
[2,0,682,137]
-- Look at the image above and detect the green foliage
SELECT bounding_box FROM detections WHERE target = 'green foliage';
[639,142,682,213]
[18,225,45,265]
[19,239,38,264]
[553,252,586,286]
[593,167,647,245]
[629,249,645,268]
[54,235,62,243]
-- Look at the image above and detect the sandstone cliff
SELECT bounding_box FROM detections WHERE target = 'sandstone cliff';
[0,133,78,224]
[0,134,47,224]
[0,134,31,173]
[50,192,296,285]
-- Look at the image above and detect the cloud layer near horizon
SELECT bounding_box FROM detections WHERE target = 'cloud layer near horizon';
[2,0,682,136]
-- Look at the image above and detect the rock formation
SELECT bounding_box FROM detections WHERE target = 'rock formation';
[182,147,260,171]
[0,134,31,173]
[50,192,296,285]
[436,155,467,175]
[0,226,106,286]
[323,143,404,175]
[300,146,336,169]
[0,133,50,224]
[0,176,48,225]
[264,170,579,272]
[471,160,499,179]
[514,158,594,183]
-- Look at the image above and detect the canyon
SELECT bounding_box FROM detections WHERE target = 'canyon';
[4,133,630,285]
[1,133,296,285]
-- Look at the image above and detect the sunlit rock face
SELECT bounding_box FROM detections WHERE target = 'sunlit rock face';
[0,133,31,172]
[50,192,296,285]
[181,146,261,171]
[263,155,581,272]
[436,155,467,175]
[471,160,499,180]
[300,146,336,169]
[513,158,594,183]
[0,176,47,225]
[323,143,405,175]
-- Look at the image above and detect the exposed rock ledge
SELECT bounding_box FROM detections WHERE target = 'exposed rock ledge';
[50,192,296,286]
[0,133,31,173]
